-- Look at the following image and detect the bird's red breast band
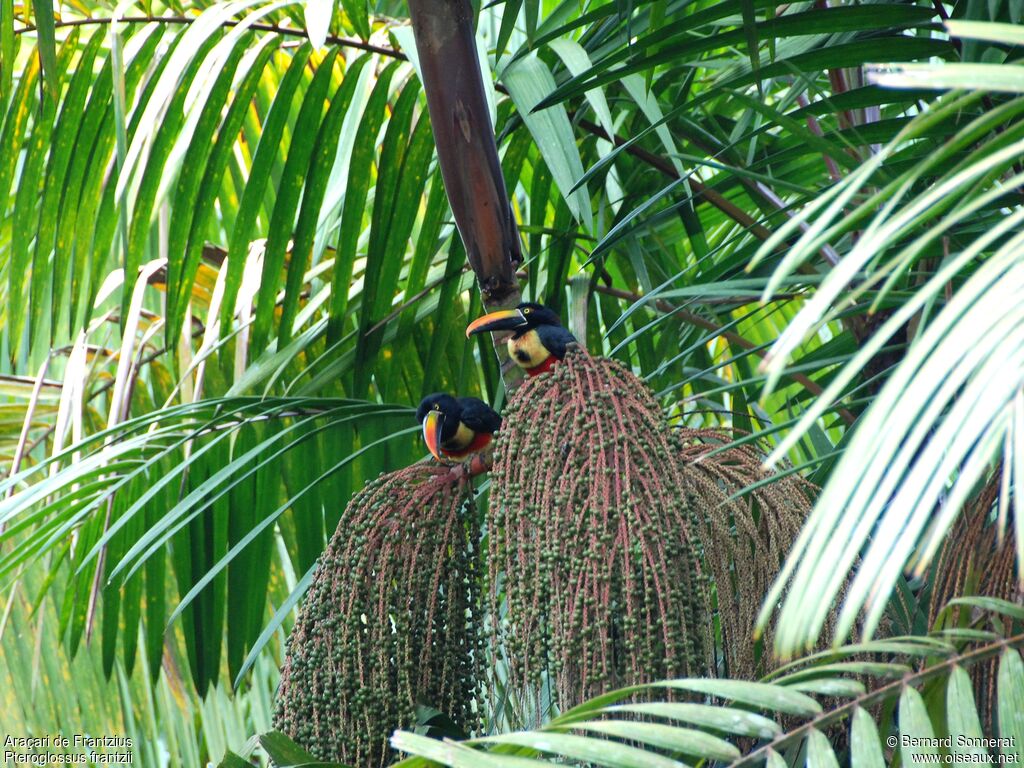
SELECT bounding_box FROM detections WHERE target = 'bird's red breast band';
[526,356,558,377]
[443,431,493,459]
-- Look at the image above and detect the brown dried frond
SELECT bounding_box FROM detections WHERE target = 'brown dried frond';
[274,464,484,767]
[674,427,817,680]
[490,347,710,714]
[928,469,1021,729]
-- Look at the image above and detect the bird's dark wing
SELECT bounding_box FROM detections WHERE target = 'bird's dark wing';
[537,324,577,360]
[457,397,502,433]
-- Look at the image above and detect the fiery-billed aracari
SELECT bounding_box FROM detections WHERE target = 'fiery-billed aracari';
[416,393,502,462]
[465,302,576,376]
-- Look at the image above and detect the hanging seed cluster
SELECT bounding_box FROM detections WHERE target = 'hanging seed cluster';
[274,464,484,767]
[929,469,1021,621]
[928,470,1020,730]
[675,427,817,679]
[490,347,710,711]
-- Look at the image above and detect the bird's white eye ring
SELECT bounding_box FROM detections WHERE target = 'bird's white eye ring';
[523,308,531,314]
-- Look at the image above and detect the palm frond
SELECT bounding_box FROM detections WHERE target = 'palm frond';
[384,599,1024,768]
[752,24,1024,655]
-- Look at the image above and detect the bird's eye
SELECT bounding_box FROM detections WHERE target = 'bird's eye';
[523,308,531,314]
[432,404,440,410]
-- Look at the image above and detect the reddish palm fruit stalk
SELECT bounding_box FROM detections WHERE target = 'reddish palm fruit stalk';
[274,464,484,766]
[675,428,818,680]
[928,470,1020,729]
[490,347,710,712]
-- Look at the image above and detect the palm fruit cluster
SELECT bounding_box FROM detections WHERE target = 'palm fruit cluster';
[928,471,1020,729]
[929,470,1021,622]
[274,464,484,766]
[675,427,816,679]
[490,347,710,711]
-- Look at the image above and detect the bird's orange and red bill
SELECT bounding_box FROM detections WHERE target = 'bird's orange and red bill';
[465,308,527,338]
[423,410,445,461]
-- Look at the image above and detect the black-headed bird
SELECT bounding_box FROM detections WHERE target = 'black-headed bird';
[416,393,502,462]
[465,302,577,376]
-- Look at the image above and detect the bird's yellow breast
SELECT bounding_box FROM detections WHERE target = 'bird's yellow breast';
[507,330,549,369]
[443,421,477,452]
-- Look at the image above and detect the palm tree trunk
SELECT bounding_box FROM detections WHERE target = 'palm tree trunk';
[406,0,525,389]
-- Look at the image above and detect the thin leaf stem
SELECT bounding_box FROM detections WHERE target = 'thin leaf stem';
[14,15,406,59]
[5,356,52,507]
[592,283,857,425]
[577,117,775,240]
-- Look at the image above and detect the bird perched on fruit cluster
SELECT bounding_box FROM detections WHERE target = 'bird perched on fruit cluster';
[416,393,502,462]
[464,300,711,707]
[466,302,577,376]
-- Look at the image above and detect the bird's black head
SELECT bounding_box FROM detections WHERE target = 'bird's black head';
[465,302,564,338]
[516,302,563,328]
[416,393,461,460]
[416,393,461,424]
